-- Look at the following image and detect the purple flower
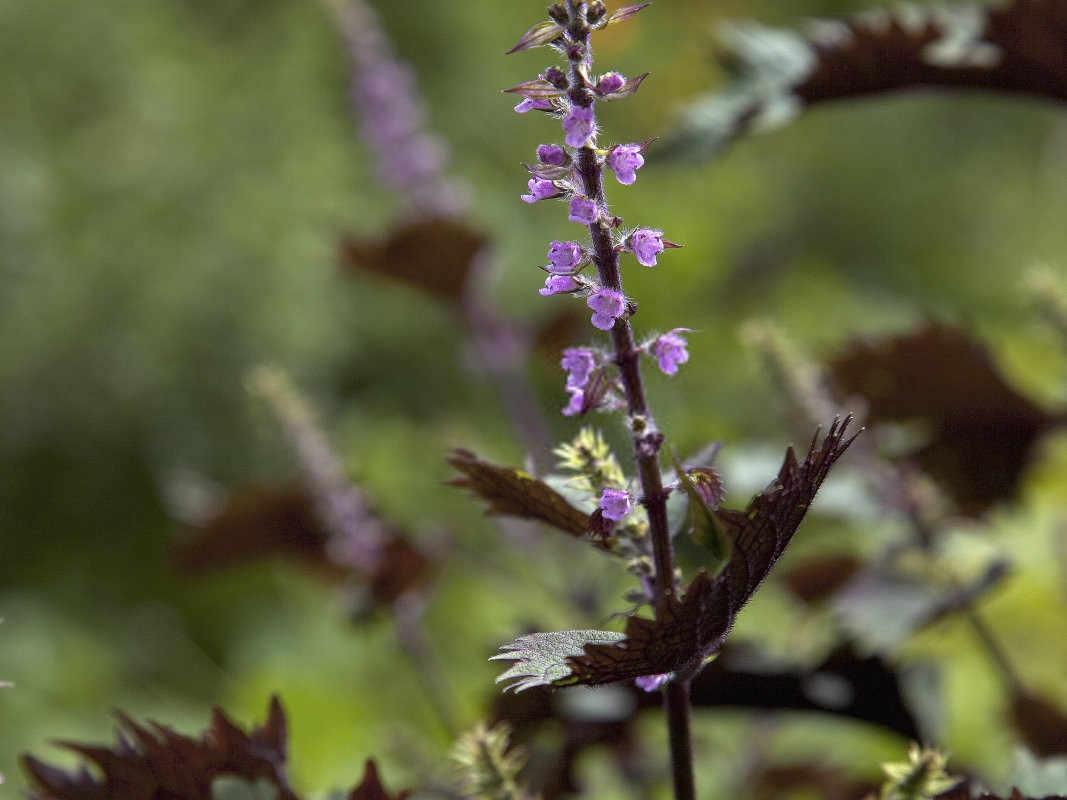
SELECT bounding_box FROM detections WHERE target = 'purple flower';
[635,673,671,692]
[587,287,626,331]
[628,228,665,267]
[597,72,626,95]
[607,144,645,185]
[561,347,596,389]
[563,104,595,148]
[539,274,580,296]
[537,144,568,166]
[562,387,585,417]
[521,177,559,204]
[569,197,598,225]
[652,330,690,376]
[515,97,553,114]
[600,488,632,522]
[548,240,584,271]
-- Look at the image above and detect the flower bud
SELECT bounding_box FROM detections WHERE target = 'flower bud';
[537,143,569,166]
[596,72,626,95]
[548,3,569,25]
[586,0,608,24]
[543,66,568,90]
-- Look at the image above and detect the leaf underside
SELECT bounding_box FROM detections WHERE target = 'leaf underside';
[495,417,859,689]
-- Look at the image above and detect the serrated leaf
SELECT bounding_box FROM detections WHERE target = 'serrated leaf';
[670,451,730,573]
[498,418,858,688]
[491,640,922,796]
[492,630,627,692]
[23,698,298,800]
[662,1,1067,162]
[339,218,488,306]
[448,449,600,545]
[507,20,565,55]
[829,322,1061,516]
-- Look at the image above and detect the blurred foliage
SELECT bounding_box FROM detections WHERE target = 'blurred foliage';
[3,0,1067,798]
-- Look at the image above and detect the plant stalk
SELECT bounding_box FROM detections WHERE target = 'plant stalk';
[563,5,695,798]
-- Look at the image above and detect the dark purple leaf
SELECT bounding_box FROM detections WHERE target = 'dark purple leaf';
[828,322,1061,516]
[339,218,489,307]
[497,418,859,688]
[23,698,298,800]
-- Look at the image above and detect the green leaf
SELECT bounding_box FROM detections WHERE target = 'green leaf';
[670,451,731,575]
[492,630,626,692]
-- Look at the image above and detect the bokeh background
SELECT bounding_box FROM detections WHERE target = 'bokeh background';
[3,0,1067,796]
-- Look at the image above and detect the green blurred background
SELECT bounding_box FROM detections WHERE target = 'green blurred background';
[3,0,1067,796]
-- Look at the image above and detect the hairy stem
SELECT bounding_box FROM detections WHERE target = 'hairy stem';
[563,4,695,798]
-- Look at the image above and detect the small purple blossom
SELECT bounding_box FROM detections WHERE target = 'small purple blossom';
[629,228,665,267]
[548,240,584,271]
[562,387,585,417]
[600,488,632,522]
[561,347,597,389]
[587,287,626,331]
[537,143,569,166]
[635,673,671,692]
[515,97,553,114]
[607,144,645,186]
[597,72,627,95]
[563,104,595,148]
[569,196,598,225]
[521,177,559,204]
[539,274,580,296]
[652,330,690,376]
